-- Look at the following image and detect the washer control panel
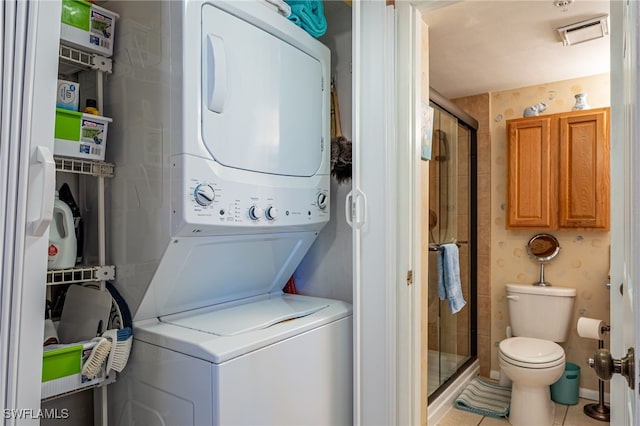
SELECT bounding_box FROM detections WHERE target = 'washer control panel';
[186,181,328,224]
[173,155,330,236]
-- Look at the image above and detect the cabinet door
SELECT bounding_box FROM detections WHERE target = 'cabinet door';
[506,117,557,229]
[558,108,610,229]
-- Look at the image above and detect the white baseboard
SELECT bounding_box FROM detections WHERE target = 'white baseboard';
[428,359,480,425]
[489,369,609,403]
[579,387,610,403]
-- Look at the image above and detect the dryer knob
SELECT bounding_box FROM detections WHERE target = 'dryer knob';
[194,184,215,206]
[317,193,328,210]
[265,206,279,221]
[248,205,263,221]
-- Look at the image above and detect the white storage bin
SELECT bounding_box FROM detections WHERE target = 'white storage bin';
[54,108,112,161]
[60,0,118,57]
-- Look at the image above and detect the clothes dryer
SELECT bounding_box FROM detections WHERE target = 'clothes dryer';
[104,1,350,424]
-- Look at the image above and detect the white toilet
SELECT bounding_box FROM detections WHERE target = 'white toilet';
[498,283,576,426]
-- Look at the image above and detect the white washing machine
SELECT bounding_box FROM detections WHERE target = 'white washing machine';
[117,294,352,425]
[103,1,352,424]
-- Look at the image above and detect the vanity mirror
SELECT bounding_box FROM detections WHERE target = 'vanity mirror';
[526,233,560,286]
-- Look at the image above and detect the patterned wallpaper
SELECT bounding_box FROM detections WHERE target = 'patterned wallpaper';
[489,73,611,392]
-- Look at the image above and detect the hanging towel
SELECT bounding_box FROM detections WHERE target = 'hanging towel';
[284,0,327,38]
[437,243,467,314]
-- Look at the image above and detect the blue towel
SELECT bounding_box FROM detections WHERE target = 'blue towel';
[285,0,327,38]
[437,243,467,314]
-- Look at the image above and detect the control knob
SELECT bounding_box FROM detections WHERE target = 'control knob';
[317,192,328,210]
[194,184,215,206]
[248,205,264,221]
[265,206,279,221]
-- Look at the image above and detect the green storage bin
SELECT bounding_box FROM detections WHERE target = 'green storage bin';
[54,108,82,141]
[59,0,118,57]
[551,362,580,405]
[42,345,83,382]
[54,108,111,160]
[61,0,91,31]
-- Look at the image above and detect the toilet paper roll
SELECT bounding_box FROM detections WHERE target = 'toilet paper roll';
[577,317,607,340]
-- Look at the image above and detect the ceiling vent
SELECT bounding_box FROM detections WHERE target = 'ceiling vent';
[557,15,609,46]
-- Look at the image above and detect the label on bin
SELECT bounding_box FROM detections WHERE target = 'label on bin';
[90,10,113,50]
[81,118,106,145]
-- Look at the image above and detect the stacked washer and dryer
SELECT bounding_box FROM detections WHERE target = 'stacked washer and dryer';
[103,1,352,424]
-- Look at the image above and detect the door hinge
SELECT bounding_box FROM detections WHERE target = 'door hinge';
[406,270,413,286]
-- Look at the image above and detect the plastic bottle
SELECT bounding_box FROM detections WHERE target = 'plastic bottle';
[58,183,83,264]
[84,99,100,115]
[48,191,77,270]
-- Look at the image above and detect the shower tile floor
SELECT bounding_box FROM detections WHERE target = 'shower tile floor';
[435,397,609,425]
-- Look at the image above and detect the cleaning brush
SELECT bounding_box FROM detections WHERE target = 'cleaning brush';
[330,85,352,184]
[103,327,133,373]
[81,337,112,379]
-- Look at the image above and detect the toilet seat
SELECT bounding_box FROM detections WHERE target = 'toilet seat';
[498,337,565,369]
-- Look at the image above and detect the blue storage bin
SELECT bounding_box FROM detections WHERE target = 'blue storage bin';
[551,362,580,405]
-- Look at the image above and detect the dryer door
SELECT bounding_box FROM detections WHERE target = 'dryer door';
[201,4,326,177]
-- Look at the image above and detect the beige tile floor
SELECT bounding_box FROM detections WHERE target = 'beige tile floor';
[435,398,609,426]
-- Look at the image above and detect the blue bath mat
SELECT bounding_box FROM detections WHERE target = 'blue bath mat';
[454,377,511,418]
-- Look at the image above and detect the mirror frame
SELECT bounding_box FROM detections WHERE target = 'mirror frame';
[526,233,561,263]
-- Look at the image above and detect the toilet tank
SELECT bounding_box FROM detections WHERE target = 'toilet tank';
[506,283,576,342]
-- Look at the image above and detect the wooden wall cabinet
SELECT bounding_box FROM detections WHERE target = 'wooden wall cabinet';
[506,107,610,231]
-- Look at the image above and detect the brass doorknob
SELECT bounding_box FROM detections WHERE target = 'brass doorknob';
[589,347,635,390]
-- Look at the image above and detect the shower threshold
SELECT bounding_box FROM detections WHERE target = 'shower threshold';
[427,358,479,425]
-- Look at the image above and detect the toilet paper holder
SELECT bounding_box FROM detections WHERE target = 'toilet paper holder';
[584,323,614,422]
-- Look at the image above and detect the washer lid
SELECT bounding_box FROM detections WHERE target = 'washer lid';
[133,232,320,321]
[161,295,329,336]
[499,337,564,364]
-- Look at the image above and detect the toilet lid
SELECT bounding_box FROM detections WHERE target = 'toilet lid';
[499,337,564,366]
[498,351,565,370]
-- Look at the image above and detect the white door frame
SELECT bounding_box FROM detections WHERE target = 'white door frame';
[395,3,424,426]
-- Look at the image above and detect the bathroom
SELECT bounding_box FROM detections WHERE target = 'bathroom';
[420,1,613,425]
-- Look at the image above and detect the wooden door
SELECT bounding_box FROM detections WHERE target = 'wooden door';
[557,108,610,229]
[506,116,557,229]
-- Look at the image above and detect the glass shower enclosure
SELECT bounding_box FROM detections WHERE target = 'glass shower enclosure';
[427,90,477,402]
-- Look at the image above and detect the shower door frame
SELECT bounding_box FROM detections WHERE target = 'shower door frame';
[427,89,478,404]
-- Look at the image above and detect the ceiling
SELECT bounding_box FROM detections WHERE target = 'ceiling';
[417,0,611,99]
